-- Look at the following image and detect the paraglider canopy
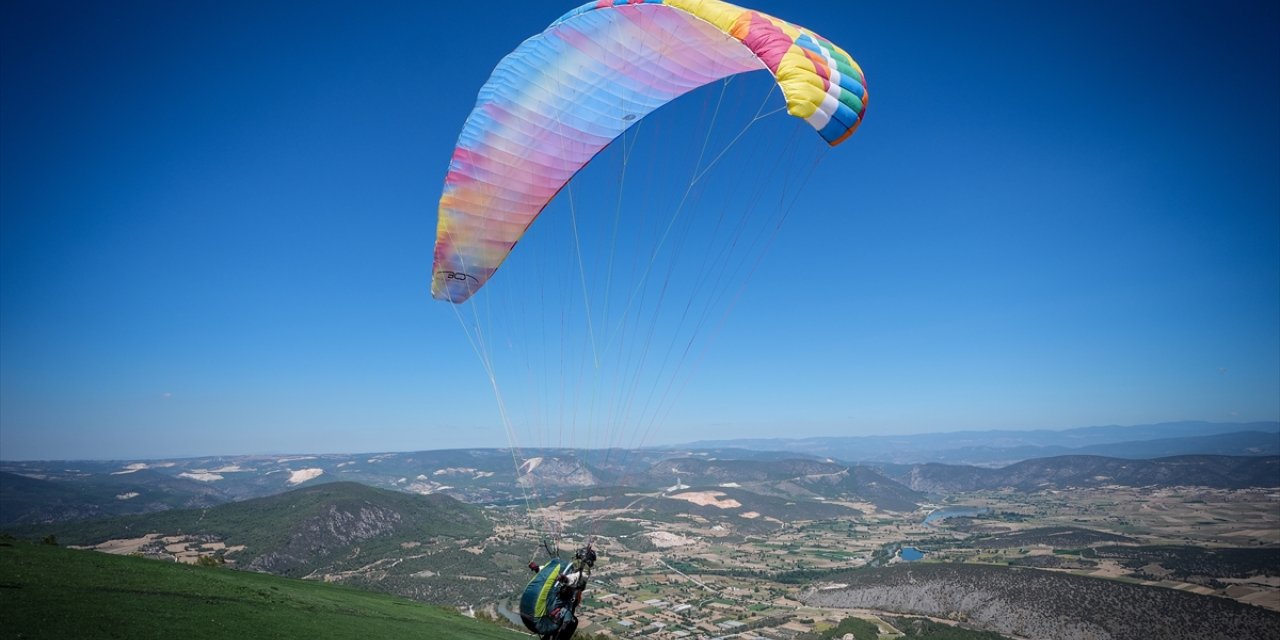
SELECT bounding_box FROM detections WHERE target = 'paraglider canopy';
[431,0,868,303]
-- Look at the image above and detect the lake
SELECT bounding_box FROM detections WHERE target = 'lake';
[496,603,522,627]
[899,546,925,561]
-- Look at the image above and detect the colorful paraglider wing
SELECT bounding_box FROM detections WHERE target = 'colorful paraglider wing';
[432,0,868,303]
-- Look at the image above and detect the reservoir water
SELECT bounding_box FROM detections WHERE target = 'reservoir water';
[497,603,522,627]
[899,546,925,561]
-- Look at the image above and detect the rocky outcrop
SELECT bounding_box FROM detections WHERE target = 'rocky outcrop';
[249,503,403,574]
[516,456,598,488]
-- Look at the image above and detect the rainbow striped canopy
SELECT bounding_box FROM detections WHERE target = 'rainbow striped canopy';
[432,0,868,303]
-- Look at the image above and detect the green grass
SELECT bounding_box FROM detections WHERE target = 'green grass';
[0,539,522,640]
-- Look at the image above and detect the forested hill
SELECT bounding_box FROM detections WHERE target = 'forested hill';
[640,457,924,512]
[14,481,484,541]
[0,469,228,525]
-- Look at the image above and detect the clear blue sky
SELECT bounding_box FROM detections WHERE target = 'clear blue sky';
[2,1,1277,460]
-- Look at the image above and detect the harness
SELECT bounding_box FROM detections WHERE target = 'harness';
[519,558,591,638]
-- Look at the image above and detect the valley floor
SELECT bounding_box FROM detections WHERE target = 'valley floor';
[488,486,1280,639]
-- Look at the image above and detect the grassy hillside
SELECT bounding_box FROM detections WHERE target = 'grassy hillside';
[0,538,521,640]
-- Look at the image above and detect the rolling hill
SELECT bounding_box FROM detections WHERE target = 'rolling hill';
[2,482,520,606]
[637,457,924,512]
[8,482,487,551]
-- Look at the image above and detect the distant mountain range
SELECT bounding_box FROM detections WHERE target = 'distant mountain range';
[680,421,1280,465]
[0,468,225,524]
[880,454,1280,493]
[2,424,1276,530]
[1,447,926,526]
[0,448,578,527]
